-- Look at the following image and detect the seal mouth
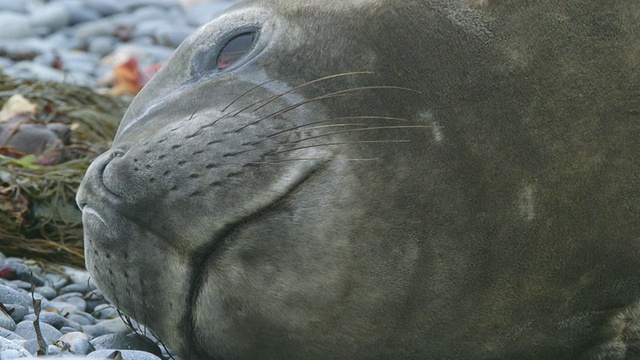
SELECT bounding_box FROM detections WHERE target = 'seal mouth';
[184,158,328,357]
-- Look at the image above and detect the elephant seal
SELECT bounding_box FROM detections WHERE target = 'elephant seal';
[76,0,640,358]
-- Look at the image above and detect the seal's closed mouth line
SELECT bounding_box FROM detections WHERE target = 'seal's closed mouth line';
[185,160,327,353]
[83,207,107,226]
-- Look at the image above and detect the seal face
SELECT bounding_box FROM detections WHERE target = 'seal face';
[77,0,640,359]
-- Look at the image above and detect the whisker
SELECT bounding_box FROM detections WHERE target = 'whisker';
[249,116,414,145]
[269,140,411,155]
[233,86,421,134]
[221,79,279,113]
[248,71,376,114]
[244,157,380,164]
[280,125,433,145]
[219,72,375,120]
[188,103,206,121]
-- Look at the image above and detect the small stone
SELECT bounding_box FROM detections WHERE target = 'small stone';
[43,300,80,316]
[0,0,27,13]
[89,36,115,56]
[8,280,32,290]
[2,261,45,286]
[29,3,71,32]
[57,50,100,75]
[68,311,96,326]
[91,333,162,356]
[0,285,30,308]
[72,19,118,42]
[0,310,16,331]
[84,295,107,314]
[0,12,33,39]
[44,273,68,290]
[83,318,130,338]
[60,326,81,335]
[43,32,80,51]
[184,3,233,26]
[93,304,118,319]
[85,0,126,16]
[87,349,163,360]
[53,293,87,312]
[123,0,178,10]
[0,336,30,357]
[60,266,91,288]
[34,286,57,299]
[154,24,194,47]
[14,321,63,343]
[0,267,17,280]
[47,344,62,355]
[23,311,81,331]
[0,349,26,359]
[0,327,24,341]
[58,283,91,295]
[4,304,28,323]
[59,331,95,355]
[57,0,102,25]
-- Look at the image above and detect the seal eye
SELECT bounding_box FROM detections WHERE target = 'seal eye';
[216,32,255,70]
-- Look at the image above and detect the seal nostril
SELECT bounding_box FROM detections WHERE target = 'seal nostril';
[77,199,87,210]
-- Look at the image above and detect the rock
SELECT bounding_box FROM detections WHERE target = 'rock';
[123,0,178,10]
[0,311,16,331]
[0,285,30,308]
[92,304,118,320]
[0,349,27,359]
[60,267,91,288]
[0,1,27,13]
[87,349,163,360]
[4,304,28,324]
[82,318,131,338]
[58,50,100,75]
[34,286,57,300]
[184,2,233,26]
[68,312,96,326]
[43,32,81,51]
[0,327,24,341]
[43,300,80,316]
[0,336,30,357]
[89,36,115,57]
[58,331,95,355]
[29,3,72,32]
[59,283,91,295]
[0,12,34,39]
[23,312,81,331]
[9,280,32,291]
[57,0,102,25]
[85,0,126,17]
[72,19,118,42]
[44,273,68,290]
[91,333,162,356]
[14,321,63,344]
[52,293,87,312]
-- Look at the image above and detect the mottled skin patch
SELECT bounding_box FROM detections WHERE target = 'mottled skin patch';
[77,0,640,359]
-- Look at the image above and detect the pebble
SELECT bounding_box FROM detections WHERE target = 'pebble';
[0,13,33,40]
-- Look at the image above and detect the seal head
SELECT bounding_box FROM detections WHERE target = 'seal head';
[78,0,640,359]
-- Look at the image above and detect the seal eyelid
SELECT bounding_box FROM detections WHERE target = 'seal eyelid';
[216,32,256,70]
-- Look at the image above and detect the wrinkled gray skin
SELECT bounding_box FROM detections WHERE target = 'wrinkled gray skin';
[76,0,640,359]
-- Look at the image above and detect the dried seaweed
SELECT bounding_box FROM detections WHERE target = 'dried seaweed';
[0,73,128,267]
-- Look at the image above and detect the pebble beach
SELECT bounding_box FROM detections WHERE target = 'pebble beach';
[0,0,237,358]
[0,0,235,89]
